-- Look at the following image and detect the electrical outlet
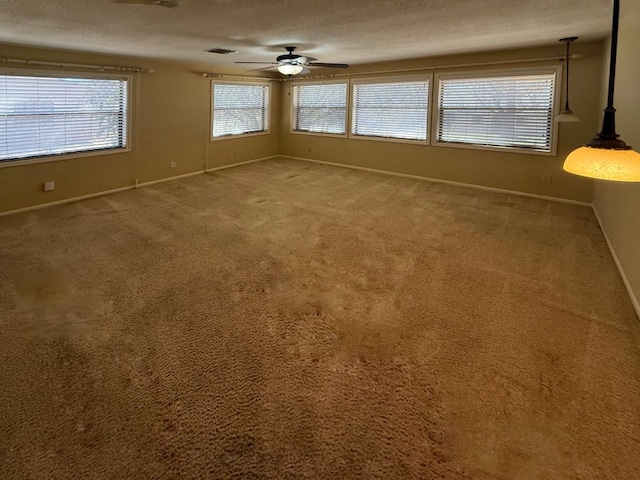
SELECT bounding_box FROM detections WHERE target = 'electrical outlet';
[170,161,177,168]
[43,181,55,192]
[541,175,552,184]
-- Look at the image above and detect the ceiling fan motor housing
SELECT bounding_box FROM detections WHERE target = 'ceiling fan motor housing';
[276,53,301,63]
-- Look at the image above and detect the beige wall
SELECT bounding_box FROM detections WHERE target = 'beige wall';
[0,40,606,214]
[593,1,640,315]
[0,43,280,213]
[280,42,605,203]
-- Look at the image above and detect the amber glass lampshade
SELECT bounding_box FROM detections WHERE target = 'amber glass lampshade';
[564,146,640,181]
[562,0,640,183]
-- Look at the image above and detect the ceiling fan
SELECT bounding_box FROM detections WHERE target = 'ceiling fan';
[235,46,349,76]
[112,0,178,7]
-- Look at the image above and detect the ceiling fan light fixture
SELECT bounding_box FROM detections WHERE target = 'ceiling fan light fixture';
[236,47,348,74]
[277,63,304,76]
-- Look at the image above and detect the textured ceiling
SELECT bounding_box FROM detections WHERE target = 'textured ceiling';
[1,0,613,70]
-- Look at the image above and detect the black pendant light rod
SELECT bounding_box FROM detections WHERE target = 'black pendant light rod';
[560,36,578,112]
[589,0,629,149]
[606,0,620,111]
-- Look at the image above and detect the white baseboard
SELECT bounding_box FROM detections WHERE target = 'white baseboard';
[282,155,592,207]
[0,186,134,217]
[0,155,280,217]
[136,155,279,187]
[205,155,278,173]
[135,170,203,188]
[592,206,640,321]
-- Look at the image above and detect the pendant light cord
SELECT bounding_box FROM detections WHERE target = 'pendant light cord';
[558,36,578,116]
[565,40,570,111]
[594,0,624,145]
[606,0,620,110]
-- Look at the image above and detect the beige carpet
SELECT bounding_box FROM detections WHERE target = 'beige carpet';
[1,157,639,479]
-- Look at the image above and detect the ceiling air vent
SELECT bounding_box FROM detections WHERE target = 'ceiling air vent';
[207,48,238,55]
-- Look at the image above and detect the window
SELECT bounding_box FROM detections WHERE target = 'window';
[0,72,128,163]
[292,82,348,135]
[434,69,558,153]
[212,82,270,139]
[352,78,430,141]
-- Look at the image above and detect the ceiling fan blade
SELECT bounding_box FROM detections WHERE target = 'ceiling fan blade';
[247,66,277,72]
[238,49,348,72]
[307,62,350,68]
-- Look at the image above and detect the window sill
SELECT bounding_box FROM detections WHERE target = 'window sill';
[291,130,347,139]
[210,130,270,142]
[349,134,429,146]
[0,147,131,169]
[432,140,555,156]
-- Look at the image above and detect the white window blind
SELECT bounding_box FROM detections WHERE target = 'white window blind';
[0,74,128,162]
[352,80,429,141]
[212,83,270,138]
[292,82,347,134]
[436,72,556,152]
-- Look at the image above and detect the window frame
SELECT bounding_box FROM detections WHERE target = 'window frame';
[431,66,562,156]
[290,79,349,138]
[349,75,432,145]
[210,80,271,141]
[0,67,132,168]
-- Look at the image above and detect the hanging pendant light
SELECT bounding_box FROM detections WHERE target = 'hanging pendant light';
[563,0,640,181]
[556,36,579,122]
